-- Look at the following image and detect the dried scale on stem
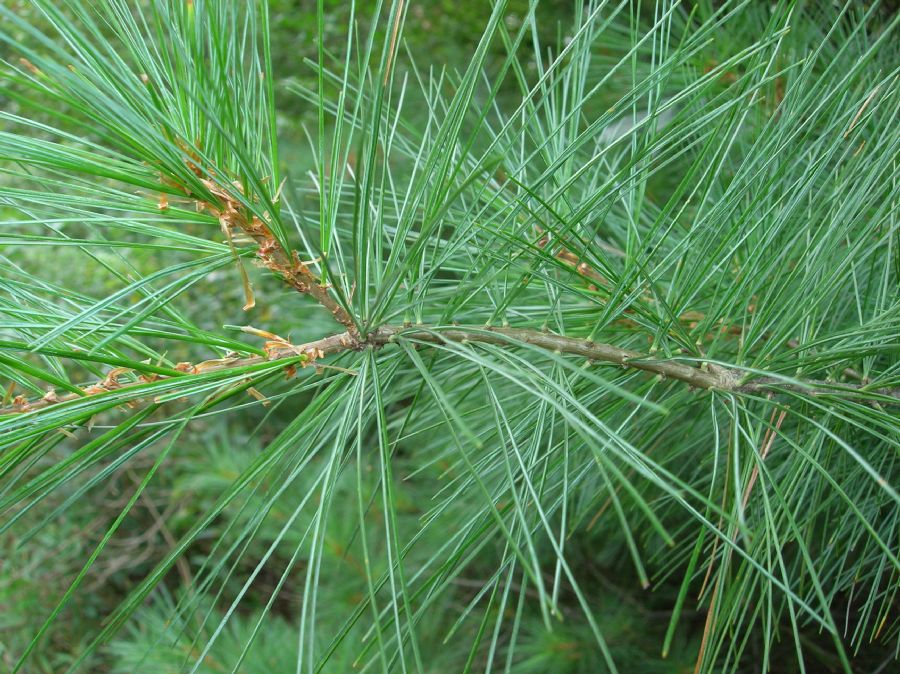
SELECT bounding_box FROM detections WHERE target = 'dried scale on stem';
[173,149,356,331]
[201,181,356,330]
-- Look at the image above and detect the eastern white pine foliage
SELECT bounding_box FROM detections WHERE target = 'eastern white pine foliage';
[0,1,898,672]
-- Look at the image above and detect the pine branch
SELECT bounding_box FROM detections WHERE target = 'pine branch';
[4,324,896,416]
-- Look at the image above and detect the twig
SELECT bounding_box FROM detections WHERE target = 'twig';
[166,148,356,330]
[129,470,193,588]
[2,324,897,416]
[197,177,356,330]
[542,230,749,339]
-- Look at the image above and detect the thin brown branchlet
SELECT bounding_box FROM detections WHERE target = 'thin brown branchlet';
[200,176,354,328]
[170,145,356,330]
[538,228,751,341]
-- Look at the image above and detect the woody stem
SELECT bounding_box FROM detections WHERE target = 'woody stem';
[3,324,897,415]
[244,228,356,331]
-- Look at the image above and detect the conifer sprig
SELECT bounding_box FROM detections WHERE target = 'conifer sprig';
[1,1,898,672]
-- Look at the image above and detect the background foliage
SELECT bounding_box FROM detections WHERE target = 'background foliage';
[0,1,898,672]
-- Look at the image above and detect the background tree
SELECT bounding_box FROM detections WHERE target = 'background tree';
[0,1,898,672]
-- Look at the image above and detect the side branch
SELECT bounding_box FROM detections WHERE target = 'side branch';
[2,324,897,415]
[197,177,356,330]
